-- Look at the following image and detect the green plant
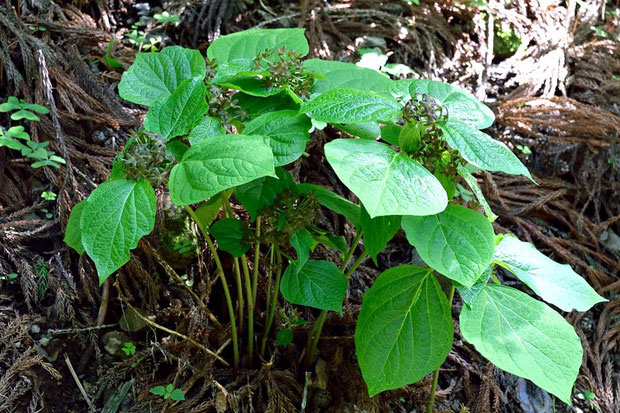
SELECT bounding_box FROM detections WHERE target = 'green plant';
[0,96,50,121]
[154,11,181,24]
[121,342,136,356]
[149,383,185,401]
[125,22,146,48]
[1,99,66,169]
[0,272,18,285]
[35,260,48,298]
[41,191,57,201]
[577,389,597,409]
[64,29,606,407]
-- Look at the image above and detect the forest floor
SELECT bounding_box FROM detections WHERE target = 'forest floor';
[0,1,619,412]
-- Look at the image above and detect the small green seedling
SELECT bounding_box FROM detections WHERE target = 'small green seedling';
[0,273,18,285]
[0,96,50,121]
[149,384,185,401]
[121,342,136,356]
[142,36,161,53]
[125,22,146,48]
[577,390,597,409]
[28,25,47,32]
[154,11,181,24]
[40,208,53,219]
[516,144,531,155]
[41,191,57,201]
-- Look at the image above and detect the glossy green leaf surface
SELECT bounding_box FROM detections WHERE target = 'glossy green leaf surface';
[210,218,251,257]
[80,179,156,283]
[303,59,392,96]
[460,285,582,404]
[244,110,311,166]
[334,122,381,140]
[455,266,491,305]
[408,79,495,129]
[118,46,206,106]
[280,260,348,311]
[143,77,208,139]
[360,206,400,265]
[206,28,309,63]
[493,235,606,312]
[324,139,447,218]
[64,200,87,254]
[169,134,276,206]
[301,89,401,124]
[188,116,225,145]
[402,204,494,287]
[441,119,532,180]
[355,265,453,396]
[290,227,315,271]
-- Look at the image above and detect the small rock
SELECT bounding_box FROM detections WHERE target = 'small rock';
[31,324,41,334]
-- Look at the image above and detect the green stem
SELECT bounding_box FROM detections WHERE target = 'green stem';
[252,216,261,304]
[345,250,369,279]
[305,232,365,369]
[233,258,244,332]
[223,199,244,332]
[241,255,254,365]
[303,310,327,369]
[427,283,455,413]
[184,205,239,370]
[339,230,363,272]
[260,246,282,358]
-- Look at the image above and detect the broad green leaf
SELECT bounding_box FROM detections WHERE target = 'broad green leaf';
[166,140,189,160]
[360,206,400,265]
[0,97,20,111]
[460,285,582,404]
[193,190,231,230]
[297,183,361,228]
[210,218,251,257]
[234,92,298,117]
[402,204,494,287]
[276,329,294,345]
[118,46,206,106]
[290,227,315,270]
[493,235,606,312]
[143,77,208,140]
[324,139,447,217]
[64,200,87,254]
[149,386,166,396]
[456,266,491,305]
[11,110,40,121]
[188,116,224,146]
[355,265,453,396]
[407,79,495,129]
[207,28,309,63]
[280,260,348,311]
[334,122,381,140]
[301,89,402,124]
[380,122,401,145]
[456,164,497,221]
[170,389,185,401]
[441,119,532,180]
[80,179,156,284]
[169,134,276,206]
[234,167,294,220]
[214,75,284,97]
[307,226,347,253]
[0,137,28,151]
[303,59,392,96]
[244,110,311,166]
